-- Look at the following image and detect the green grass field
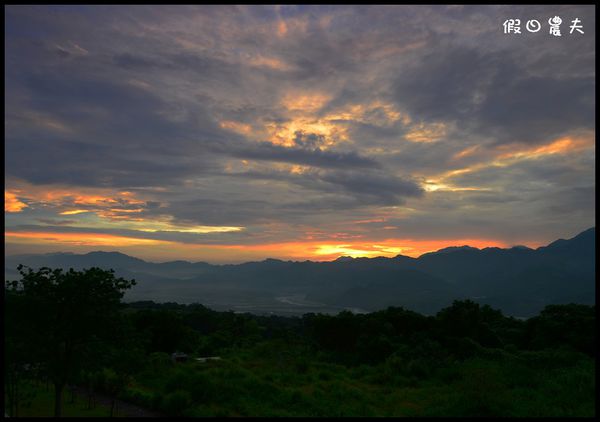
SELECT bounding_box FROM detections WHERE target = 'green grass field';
[122,345,595,417]
[5,380,125,417]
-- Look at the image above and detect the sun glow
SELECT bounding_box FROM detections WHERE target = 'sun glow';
[314,244,406,258]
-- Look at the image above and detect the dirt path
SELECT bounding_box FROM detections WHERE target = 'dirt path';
[70,386,165,417]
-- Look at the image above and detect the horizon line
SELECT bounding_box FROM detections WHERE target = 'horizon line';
[5,226,594,266]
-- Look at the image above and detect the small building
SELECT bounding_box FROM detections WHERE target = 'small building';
[171,352,188,363]
[195,356,221,363]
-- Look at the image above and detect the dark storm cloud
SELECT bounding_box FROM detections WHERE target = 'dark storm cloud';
[112,51,249,85]
[215,141,378,170]
[113,53,176,70]
[222,167,423,208]
[293,131,325,149]
[156,198,274,226]
[447,154,594,190]
[6,49,231,186]
[393,42,595,145]
[7,43,379,188]
[6,136,219,188]
[20,71,218,151]
[318,170,424,205]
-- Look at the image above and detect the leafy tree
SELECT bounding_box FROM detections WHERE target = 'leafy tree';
[5,265,135,417]
[4,289,37,416]
[131,309,198,353]
[436,300,503,348]
[523,304,595,355]
[307,311,361,359]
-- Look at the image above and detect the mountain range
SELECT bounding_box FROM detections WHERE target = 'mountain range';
[4,228,595,317]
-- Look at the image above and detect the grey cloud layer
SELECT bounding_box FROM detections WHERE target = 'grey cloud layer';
[5,5,595,245]
[393,42,594,145]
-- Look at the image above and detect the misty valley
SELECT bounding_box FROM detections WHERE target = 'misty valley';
[6,228,594,318]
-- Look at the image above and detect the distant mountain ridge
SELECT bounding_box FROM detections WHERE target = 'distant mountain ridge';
[5,228,595,317]
[419,245,480,256]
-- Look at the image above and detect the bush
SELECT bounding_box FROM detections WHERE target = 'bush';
[121,387,154,409]
[148,352,172,371]
[295,357,310,374]
[164,370,190,392]
[161,390,192,416]
[318,371,331,381]
[151,392,163,410]
[435,365,462,384]
[405,358,432,378]
[517,348,587,369]
[447,337,482,360]
[452,360,511,416]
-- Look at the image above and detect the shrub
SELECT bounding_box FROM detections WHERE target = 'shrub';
[164,370,190,392]
[452,360,511,416]
[295,357,310,374]
[405,358,432,378]
[318,371,331,381]
[161,390,192,416]
[120,387,154,408]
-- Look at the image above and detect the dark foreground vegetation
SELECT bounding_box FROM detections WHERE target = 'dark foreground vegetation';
[5,266,596,417]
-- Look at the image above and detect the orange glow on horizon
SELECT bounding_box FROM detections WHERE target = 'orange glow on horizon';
[4,231,544,262]
[180,237,528,261]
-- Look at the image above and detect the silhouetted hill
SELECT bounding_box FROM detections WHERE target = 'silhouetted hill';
[537,228,595,269]
[421,245,480,255]
[4,228,595,317]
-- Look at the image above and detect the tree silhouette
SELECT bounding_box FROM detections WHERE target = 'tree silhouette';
[5,265,135,417]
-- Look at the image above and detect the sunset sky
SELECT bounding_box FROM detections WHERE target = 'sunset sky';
[5,5,595,263]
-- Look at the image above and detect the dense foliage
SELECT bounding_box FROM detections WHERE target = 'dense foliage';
[5,266,136,416]
[4,267,596,417]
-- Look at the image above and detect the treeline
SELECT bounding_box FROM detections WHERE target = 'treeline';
[4,266,596,417]
[124,299,596,362]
